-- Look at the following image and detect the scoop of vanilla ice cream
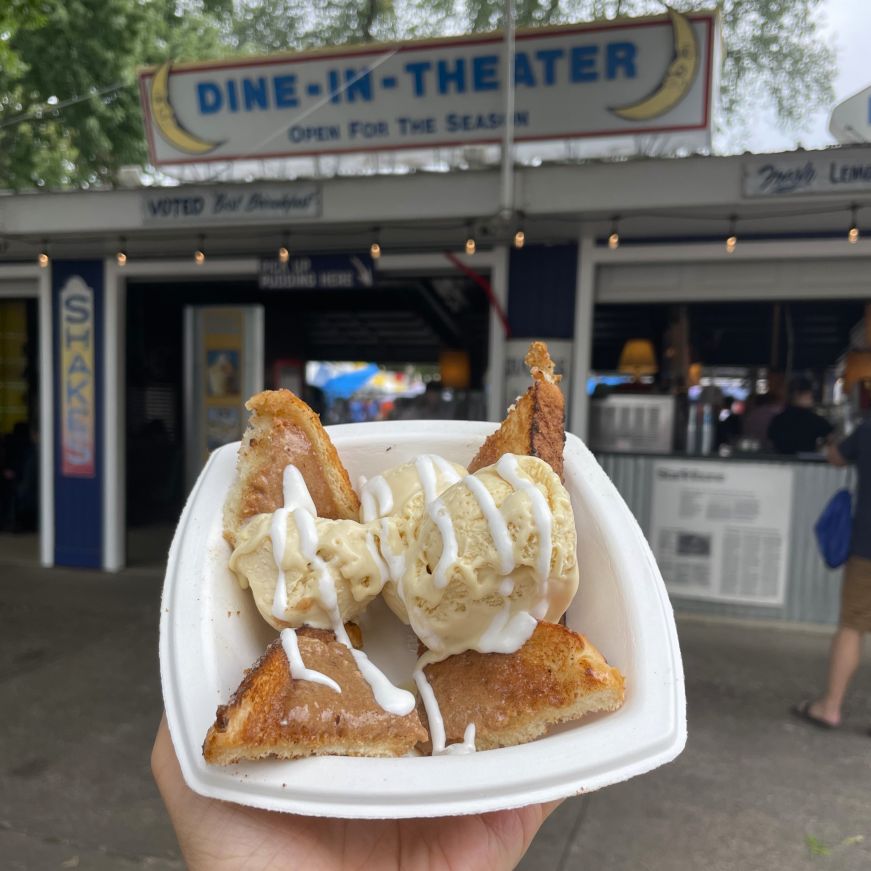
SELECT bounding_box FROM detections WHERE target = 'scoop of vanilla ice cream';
[359,455,467,524]
[397,454,579,658]
[229,515,388,631]
[359,455,467,623]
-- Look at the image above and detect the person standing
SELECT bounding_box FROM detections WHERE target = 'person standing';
[793,417,871,728]
[768,377,833,455]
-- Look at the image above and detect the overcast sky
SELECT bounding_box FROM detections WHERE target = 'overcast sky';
[743,0,871,152]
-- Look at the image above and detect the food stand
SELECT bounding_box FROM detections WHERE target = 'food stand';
[0,7,867,629]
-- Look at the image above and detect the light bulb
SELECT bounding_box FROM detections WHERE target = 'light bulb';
[116,250,127,267]
[38,251,49,268]
[608,216,621,250]
[370,240,381,259]
[278,245,289,263]
[726,215,737,254]
[513,229,525,249]
[465,236,476,255]
[194,248,205,265]
[849,226,859,244]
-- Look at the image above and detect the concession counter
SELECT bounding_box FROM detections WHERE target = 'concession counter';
[597,452,856,625]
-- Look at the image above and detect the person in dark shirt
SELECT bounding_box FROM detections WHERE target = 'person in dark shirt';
[768,377,833,454]
[716,396,743,449]
[793,418,871,728]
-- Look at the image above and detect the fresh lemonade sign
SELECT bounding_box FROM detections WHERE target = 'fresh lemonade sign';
[138,10,717,164]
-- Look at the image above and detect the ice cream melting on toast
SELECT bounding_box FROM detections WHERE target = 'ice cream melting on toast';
[238,461,416,717]
[230,449,578,749]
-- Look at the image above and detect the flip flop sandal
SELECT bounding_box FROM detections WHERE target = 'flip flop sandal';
[791,700,837,730]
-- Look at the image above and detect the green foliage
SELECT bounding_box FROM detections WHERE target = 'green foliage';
[0,0,836,189]
[0,0,227,189]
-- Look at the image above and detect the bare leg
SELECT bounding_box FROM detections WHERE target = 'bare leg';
[809,627,863,726]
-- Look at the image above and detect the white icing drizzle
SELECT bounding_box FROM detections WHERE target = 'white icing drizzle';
[282,465,317,515]
[360,492,374,522]
[463,474,514,575]
[366,530,389,584]
[428,497,458,589]
[270,509,289,618]
[350,648,415,715]
[496,454,553,584]
[415,454,462,505]
[270,465,317,620]
[414,659,446,754]
[477,601,538,653]
[379,519,406,583]
[280,628,341,694]
[360,474,394,522]
[499,578,515,597]
[415,657,478,756]
[293,500,415,716]
[415,455,439,505]
[441,723,477,756]
[430,455,463,486]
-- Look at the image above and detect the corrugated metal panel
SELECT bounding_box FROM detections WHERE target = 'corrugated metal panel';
[595,454,855,625]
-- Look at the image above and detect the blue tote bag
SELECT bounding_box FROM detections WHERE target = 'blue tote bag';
[814,489,853,570]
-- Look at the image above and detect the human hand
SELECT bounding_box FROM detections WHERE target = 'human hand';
[152,715,561,871]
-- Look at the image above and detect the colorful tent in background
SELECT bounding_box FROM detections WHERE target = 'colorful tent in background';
[320,363,379,399]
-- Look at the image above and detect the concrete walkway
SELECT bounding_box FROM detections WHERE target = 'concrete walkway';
[1,560,869,870]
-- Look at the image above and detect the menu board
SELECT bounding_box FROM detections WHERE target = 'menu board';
[650,460,794,606]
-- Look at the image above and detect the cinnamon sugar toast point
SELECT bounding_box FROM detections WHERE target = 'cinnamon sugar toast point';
[417,622,624,752]
[223,389,360,547]
[203,627,427,764]
[468,341,566,480]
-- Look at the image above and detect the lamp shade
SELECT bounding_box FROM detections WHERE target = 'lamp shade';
[439,349,471,389]
[618,339,658,377]
[845,350,871,390]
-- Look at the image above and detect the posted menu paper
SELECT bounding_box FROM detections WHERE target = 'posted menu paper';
[650,460,794,606]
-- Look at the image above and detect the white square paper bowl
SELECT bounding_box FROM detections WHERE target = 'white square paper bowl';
[159,420,686,818]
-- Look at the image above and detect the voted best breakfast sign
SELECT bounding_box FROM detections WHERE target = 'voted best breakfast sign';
[138,10,717,165]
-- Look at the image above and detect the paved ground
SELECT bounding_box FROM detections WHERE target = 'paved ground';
[1,555,870,870]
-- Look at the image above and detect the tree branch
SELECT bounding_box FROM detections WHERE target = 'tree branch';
[360,0,379,40]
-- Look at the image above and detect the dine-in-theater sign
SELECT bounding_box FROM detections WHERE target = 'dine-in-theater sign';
[138,9,718,164]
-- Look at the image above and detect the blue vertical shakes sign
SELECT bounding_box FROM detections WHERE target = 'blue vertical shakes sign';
[53,260,103,567]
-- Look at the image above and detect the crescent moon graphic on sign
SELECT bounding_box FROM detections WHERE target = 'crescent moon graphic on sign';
[611,9,699,122]
[149,61,223,156]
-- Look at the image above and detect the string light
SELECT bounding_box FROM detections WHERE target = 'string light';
[370,227,381,259]
[608,216,620,250]
[37,240,49,268]
[278,231,289,263]
[513,212,525,249]
[465,222,476,255]
[849,205,859,244]
[725,215,737,254]
[194,235,206,265]
[116,237,127,267]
